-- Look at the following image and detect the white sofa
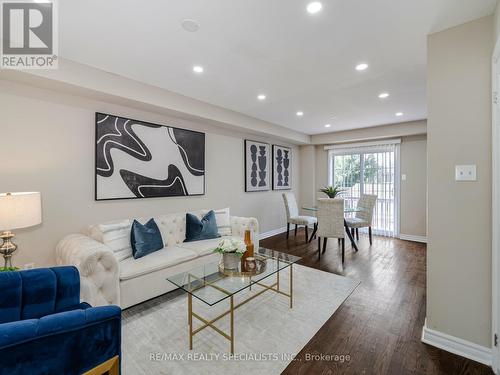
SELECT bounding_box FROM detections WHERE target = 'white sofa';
[56,209,259,309]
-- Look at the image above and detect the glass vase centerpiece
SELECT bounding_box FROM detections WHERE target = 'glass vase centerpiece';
[213,238,247,270]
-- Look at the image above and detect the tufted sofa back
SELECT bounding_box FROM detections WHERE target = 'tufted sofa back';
[155,213,189,247]
[84,210,211,255]
[0,266,80,324]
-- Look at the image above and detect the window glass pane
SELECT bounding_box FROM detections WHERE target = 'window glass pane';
[333,154,360,211]
[362,152,395,234]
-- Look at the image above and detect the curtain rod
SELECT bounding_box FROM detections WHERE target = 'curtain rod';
[324,138,401,151]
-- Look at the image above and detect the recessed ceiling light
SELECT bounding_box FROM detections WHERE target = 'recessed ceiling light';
[378,92,390,99]
[296,111,304,116]
[395,112,404,117]
[355,63,368,71]
[193,65,204,73]
[181,19,200,32]
[306,2,322,14]
[324,124,331,128]
[257,94,266,101]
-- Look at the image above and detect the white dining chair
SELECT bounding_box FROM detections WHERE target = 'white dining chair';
[345,194,377,245]
[282,193,317,243]
[317,198,345,262]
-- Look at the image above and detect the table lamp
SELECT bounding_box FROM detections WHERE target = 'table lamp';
[0,192,42,268]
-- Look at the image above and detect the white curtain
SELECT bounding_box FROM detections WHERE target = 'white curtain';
[326,140,400,237]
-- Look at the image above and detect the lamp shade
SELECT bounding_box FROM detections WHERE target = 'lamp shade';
[0,192,42,231]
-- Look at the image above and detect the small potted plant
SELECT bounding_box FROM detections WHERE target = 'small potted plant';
[213,238,247,270]
[319,185,345,198]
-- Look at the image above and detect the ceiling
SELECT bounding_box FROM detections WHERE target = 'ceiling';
[59,0,496,135]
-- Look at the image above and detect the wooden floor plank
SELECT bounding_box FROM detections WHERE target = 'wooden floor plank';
[260,230,493,375]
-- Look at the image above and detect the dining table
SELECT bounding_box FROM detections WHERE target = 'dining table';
[301,206,366,252]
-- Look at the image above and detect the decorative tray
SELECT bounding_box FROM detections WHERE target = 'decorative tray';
[218,256,267,277]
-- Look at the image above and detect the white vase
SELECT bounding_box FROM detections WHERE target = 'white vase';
[223,252,240,270]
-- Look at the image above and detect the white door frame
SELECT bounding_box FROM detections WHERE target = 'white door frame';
[491,36,500,374]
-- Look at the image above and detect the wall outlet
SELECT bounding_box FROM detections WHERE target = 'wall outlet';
[455,165,477,181]
[23,262,35,270]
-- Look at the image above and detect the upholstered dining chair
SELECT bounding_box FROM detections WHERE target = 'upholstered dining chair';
[282,192,317,243]
[345,194,377,245]
[317,198,345,262]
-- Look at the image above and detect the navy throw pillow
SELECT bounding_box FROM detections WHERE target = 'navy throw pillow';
[184,210,221,242]
[131,219,164,259]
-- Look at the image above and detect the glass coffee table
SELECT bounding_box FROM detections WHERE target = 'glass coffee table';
[167,248,301,354]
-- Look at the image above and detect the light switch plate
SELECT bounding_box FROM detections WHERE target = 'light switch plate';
[401,174,407,181]
[455,165,476,181]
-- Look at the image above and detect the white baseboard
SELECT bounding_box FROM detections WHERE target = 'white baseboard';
[259,226,288,240]
[399,234,427,243]
[421,319,492,366]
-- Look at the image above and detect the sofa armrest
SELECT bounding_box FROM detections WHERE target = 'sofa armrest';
[0,305,121,348]
[0,306,121,374]
[56,234,120,307]
[230,216,259,249]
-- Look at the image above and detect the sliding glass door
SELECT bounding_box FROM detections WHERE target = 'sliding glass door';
[328,141,400,237]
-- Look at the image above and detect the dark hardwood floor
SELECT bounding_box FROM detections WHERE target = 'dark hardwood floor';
[261,229,493,375]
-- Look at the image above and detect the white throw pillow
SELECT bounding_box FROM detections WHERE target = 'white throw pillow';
[98,220,133,261]
[212,208,232,236]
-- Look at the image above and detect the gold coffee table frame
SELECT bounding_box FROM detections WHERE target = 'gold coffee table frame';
[186,259,293,354]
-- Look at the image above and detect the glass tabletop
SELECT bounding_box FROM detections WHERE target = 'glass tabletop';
[167,248,301,306]
[302,206,366,213]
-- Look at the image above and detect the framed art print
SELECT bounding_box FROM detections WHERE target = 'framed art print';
[244,140,270,192]
[95,112,205,200]
[272,145,292,190]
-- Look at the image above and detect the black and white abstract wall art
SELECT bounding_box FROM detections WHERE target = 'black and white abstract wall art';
[272,145,292,190]
[244,140,270,192]
[95,113,205,200]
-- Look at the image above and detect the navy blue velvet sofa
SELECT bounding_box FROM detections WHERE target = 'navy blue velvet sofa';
[0,266,121,375]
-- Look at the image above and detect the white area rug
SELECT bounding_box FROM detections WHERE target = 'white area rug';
[122,264,359,375]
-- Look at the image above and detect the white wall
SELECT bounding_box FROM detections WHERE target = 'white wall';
[494,0,500,42]
[427,15,493,347]
[298,145,316,209]
[0,79,299,268]
[310,120,427,145]
[400,135,427,237]
[2,60,310,145]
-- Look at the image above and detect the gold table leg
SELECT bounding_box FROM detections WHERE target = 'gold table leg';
[187,274,191,325]
[277,259,280,291]
[230,295,234,354]
[186,262,295,352]
[188,293,193,350]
